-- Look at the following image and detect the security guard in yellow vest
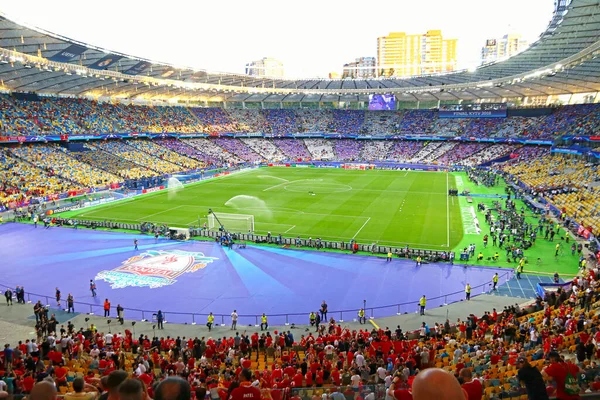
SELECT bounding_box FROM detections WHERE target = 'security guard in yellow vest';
[309,311,316,326]
[465,283,471,301]
[492,273,499,290]
[419,295,426,316]
[260,313,268,331]
[358,308,366,324]
[207,312,214,331]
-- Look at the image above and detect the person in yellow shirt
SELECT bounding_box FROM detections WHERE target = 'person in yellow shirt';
[387,251,392,262]
[465,283,471,301]
[358,308,366,324]
[207,312,214,331]
[492,273,499,290]
[419,295,427,316]
[260,313,268,331]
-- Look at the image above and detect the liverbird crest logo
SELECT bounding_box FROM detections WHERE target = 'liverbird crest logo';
[95,250,218,289]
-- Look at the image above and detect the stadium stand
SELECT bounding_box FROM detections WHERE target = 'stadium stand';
[211,138,263,163]
[240,138,286,162]
[503,154,600,234]
[7,144,119,188]
[184,138,245,165]
[272,139,311,160]
[1,271,600,399]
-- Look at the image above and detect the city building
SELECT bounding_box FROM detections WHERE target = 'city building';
[481,34,529,64]
[244,57,284,77]
[376,30,457,77]
[341,57,377,79]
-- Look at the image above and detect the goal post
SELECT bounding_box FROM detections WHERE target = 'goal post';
[207,212,255,233]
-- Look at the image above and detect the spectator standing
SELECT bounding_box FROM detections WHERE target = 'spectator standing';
[542,351,581,400]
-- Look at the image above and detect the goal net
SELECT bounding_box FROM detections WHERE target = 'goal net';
[207,212,255,233]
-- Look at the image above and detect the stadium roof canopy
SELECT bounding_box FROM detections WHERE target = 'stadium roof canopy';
[0,0,598,103]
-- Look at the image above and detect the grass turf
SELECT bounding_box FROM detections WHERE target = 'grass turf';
[62,167,462,250]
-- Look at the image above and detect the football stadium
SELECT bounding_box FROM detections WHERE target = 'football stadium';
[0,0,600,398]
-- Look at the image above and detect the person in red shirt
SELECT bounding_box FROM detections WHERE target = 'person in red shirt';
[386,375,412,400]
[284,365,295,378]
[460,368,482,400]
[304,370,313,387]
[331,368,341,386]
[54,362,68,386]
[292,370,304,387]
[22,372,35,393]
[542,351,581,400]
[229,369,262,400]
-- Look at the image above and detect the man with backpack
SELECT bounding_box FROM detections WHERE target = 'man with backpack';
[542,351,581,399]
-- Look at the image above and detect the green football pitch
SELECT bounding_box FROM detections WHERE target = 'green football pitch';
[66,168,463,249]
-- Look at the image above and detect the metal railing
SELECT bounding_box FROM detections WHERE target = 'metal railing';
[0,271,512,327]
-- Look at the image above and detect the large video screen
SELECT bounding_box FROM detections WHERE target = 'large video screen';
[368,94,396,111]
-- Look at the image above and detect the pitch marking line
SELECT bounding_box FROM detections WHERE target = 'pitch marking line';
[136,205,185,221]
[284,225,296,234]
[446,172,450,248]
[352,217,371,240]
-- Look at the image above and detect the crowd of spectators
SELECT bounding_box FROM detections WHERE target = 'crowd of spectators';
[240,139,285,162]
[124,140,204,171]
[2,261,600,400]
[436,144,489,166]
[0,149,74,209]
[333,140,364,161]
[329,111,365,135]
[503,154,600,234]
[154,139,217,168]
[304,139,335,160]
[211,138,262,163]
[460,145,518,167]
[388,141,424,162]
[89,141,181,175]
[184,139,244,166]
[260,110,298,135]
[73,145,158,180]
[8,144,120,188]
[271,139,311,160]
[1,95,599,139]
[360,141,393,161]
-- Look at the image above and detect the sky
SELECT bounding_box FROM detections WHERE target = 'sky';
[1,0,555,78]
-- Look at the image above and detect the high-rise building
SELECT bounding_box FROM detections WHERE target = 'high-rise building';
[244,57,284,77]
[377,30,457,77]
[481,34,529,64]
[342,57,377,79]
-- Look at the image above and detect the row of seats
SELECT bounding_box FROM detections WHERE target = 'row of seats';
[1,94,599,138]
